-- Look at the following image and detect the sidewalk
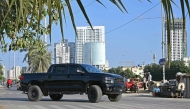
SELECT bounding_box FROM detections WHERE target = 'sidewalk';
[0,84,4,87]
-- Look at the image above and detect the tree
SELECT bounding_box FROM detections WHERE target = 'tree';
[22,39,52,73]
[0,0,60,52]
[0,63,3,81]
[104,67,136,78]
[1,0,190,67]
[144,61,190,81]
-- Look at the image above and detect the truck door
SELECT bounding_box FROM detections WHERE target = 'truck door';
[45,65,68,91]
[66,65,86,92]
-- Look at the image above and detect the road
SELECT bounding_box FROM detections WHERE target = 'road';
[0,85,190,109]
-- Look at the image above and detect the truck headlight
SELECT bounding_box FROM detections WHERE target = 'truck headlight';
[105,77,114,83]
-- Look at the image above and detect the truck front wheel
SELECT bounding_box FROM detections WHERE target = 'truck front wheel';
[49,94,63,101]
[107,94,122,102]
[88,85,102,103]
[27,85,42,101]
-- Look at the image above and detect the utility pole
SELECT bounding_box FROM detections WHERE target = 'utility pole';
[44,4,47,44]
[13,51,16,82]
[161,3,165,83]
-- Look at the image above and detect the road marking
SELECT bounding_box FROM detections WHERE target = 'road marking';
[80,105,96,109]
[17,105,30,109]
[90,104,115,109]
[33,105,48,109]
[64,105,83,109]
[49,105,66,109]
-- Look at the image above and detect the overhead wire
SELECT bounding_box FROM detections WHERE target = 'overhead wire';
[52,1,161,36]
[104,1,161,35]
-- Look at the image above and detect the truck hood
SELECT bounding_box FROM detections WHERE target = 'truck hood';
[102,72,123,78]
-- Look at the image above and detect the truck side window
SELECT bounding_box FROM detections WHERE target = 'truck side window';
[52,65,66,74]
[69,65,83,74]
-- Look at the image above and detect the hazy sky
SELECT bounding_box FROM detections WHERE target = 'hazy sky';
[0,0,189,69]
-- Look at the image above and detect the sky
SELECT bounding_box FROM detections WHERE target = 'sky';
[0,0,190,70]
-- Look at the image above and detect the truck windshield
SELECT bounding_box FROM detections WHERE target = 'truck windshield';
[81,64,103,73]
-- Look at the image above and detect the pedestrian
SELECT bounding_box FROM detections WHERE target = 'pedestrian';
[148,72,152,90]
[143,76,147,90]
[123,75,127,82]
[16,80,20,90]
[153,86,160,97]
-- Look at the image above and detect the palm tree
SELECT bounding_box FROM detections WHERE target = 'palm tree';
[1,0,190,67]
[23,39,52,73]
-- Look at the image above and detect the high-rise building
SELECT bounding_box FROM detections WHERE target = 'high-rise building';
[2,66,6,78]
[54,39,75,64]
[21,66,30,73]
[165,18,187,61]
[68,42,75,63]
[15,66,20,79]
[76,26,107,70]
[7,70,13,79]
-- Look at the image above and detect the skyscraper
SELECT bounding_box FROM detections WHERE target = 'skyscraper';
[2,66,6,78]
[68,42,75,63]
[15,66,20,79]
[54,39,75,64]
[76,26,107,69]
[165,18,187,61]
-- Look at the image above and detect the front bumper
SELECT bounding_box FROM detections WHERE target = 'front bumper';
[102,83,126,94]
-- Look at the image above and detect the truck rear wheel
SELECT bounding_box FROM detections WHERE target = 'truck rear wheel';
[49,94,63,101]
[88,85,102,103]
[27,85,42,101]
[108,94,122,102]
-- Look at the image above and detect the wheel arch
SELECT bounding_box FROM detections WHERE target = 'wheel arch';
[85,81,103,93]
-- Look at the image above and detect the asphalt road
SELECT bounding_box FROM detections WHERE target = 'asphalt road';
[0,85,190,109]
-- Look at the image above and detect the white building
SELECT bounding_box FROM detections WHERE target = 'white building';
[7,70,14,79]
[83,42,106,69]
[165,18,187,61]
[54,39,75,64]
[54,39,70,64]
[76,26,107,69]
[2,66,6,78]
[15,66,20,79]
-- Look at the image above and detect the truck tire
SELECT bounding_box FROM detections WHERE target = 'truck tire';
[49,94,63,101]
[107,94,122,102]
[88,85,102,103]
[27,85,42,101]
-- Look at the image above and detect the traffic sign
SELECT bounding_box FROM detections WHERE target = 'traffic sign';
[159,58,166,65]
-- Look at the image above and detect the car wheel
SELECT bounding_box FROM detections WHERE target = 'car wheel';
[27,85,42,101]
[49,94,63,101]
[88,85,102,103]
[107,94,122,102]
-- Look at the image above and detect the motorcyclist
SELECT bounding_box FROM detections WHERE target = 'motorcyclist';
[7,78,12,88]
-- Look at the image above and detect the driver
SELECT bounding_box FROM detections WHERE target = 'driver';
[7,78,12,87]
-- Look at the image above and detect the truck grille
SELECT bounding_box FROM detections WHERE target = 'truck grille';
[114,78,124,84]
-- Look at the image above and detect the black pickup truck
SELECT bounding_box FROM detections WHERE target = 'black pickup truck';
[19,63,126,103]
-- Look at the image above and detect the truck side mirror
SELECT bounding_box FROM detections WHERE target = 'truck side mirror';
[77,69,84,74]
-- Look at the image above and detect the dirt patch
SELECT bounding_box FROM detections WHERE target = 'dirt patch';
[0,106,4,109]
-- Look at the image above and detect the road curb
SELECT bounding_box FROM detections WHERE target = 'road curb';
[0,85,5,87]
